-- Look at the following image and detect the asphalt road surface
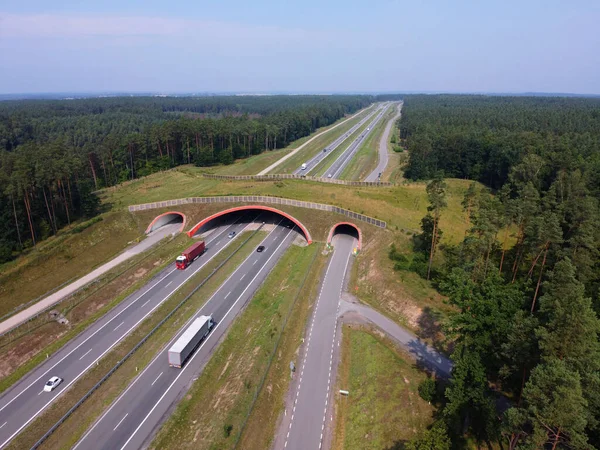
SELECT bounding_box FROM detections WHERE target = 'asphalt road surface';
[324,103,390,180]
[282,233,355,450]
[0,211,270,449]
[365,102,403,182]
[74,221,299,450]
[293,105,382,175]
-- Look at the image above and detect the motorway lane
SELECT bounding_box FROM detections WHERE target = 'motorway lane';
[324,103,391,180]
[0,213,264,449]
[283,234,355,450]
[74,222,299,450]
[365,101,403,182]
[293,105,383,176]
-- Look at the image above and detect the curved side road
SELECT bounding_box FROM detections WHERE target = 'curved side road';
[338,295,452,377]
[258,105,373,175]
[0,222,181,336]
[73,222,299,450]
[365,101,403,182]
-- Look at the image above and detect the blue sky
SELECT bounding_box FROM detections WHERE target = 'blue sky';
[1,0,599,94]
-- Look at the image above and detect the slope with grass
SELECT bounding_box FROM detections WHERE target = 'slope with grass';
[332,326,435,450]
[0,211,143,319]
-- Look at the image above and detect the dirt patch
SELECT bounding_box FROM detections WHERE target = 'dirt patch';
[0,325,65,378]
[133,268,148,279]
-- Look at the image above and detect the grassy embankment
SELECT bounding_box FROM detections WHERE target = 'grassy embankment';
[332,326,435,450]
[311,109,374,178]
[199,105,374,176]
[382,105,405,183]
[0,210,144,318]
[339,105,396,181]
[7,230,266,450]
[152,242,323,450]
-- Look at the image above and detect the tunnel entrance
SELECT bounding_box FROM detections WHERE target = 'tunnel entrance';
[327,222,362,249]
[145,211,186,234]
[187,206,312,244]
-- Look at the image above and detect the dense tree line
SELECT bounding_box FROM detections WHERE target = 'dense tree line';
[396,95,600,448]
[0,95,372,262]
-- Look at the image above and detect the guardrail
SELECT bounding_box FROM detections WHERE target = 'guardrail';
[128,195,387,229]
[202,173,392,187]
[31,225,264,450]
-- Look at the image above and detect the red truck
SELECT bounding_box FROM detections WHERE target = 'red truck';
[175,241,206,270]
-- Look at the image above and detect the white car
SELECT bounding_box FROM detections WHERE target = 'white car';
[44,376,63,392]
[328,173,332,178]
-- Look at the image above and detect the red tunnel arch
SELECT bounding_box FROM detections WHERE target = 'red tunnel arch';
[145,211,187,234]
[187,205,312,244]
[327,222,362,250]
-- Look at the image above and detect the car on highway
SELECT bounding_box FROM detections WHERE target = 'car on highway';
[256,245,265,252]
[44,376,63,392]
[328,173,332,178]
[228,231,236,239]
[323,148,327,152]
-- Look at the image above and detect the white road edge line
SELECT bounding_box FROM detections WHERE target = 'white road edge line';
[113,413,128,431]
[79,349,93,361]
[72,219,277,450]
[118,224,295,450]
[151,372,163,387]
[0,220,248,449]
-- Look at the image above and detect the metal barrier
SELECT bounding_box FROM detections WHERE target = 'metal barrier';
[202,173,392,187]
[30,226,264,450]
[128,195,387,229]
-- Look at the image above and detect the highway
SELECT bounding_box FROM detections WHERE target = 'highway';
[74,220,299,450]
[365,101,403,182]
[323,102,390,180]
[0,211,267,449]
[293,105,383,175]
[281,233,356,450]
[0,221,182,335]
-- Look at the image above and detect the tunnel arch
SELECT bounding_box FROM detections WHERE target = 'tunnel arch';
[187,205,312,244]
[327,222,362,250]
[145,211,187,234]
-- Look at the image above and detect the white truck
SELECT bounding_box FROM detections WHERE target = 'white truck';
[168,315,214,368]
[301,163,307,170]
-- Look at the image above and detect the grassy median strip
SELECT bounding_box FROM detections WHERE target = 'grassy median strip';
[276,107,374,174]
[0,233,189,394]
[339,106,394,181]
[312,112,374,178]
[151,243,324,450]
[332,326,435,450]
[6,230,266,450]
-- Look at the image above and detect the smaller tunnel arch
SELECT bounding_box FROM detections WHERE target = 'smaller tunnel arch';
[145,211,187,234]
[327,222,362,250]
[187,206,312,244]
